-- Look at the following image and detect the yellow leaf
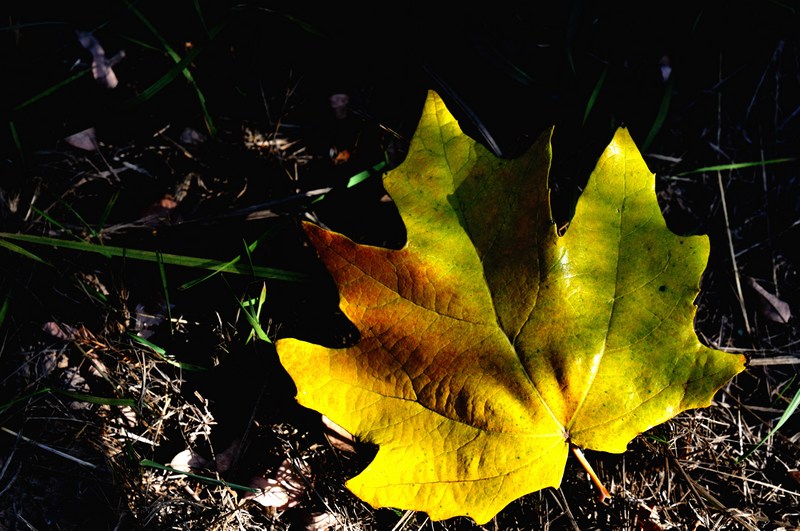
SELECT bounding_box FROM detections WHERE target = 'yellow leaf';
[276,91,745,524]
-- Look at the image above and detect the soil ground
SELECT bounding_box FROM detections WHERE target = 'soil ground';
[1,3,799,530]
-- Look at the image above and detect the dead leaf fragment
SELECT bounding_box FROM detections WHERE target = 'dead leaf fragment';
[64,127,98,151]
[76,31,120,88]
[169,449,209,472]
[635,501,665,530]
[322,415,357,453]
[214,438,241,474]
[330,93,349,119]
[304,511,340,530]
[42,321,78,340]
[118,406,138,428]
[245,458,308,510]
[746,277,792,324]
[180,127,207,145]
[60,368,92,410]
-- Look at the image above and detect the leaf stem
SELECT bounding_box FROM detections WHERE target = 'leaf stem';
[571,446,611,502]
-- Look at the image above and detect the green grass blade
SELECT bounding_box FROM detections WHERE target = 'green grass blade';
[82,281,109,303]
[0,387,136,413]
[8,121,25,166]
[237,285,270,344]
[128,332,167,355]
[125,46,204,107]
[125,1,179,57]
[583,66,607,126]
[193,0,209,35]
[125,1,222,135]
[246,282,269,343]
[643,78,674,151]
[139,459,259,493]
[58,200,98,237]
[0,238,51,265]
[55,389,138,408]
[0,292,9,329]
[127,332,210,371]
[347,160,388,188]
[737,384,800,462]
[178,252,241,290]
[0,21,67,31]
[643,433,669,445]
[565,48,577,77]
[242,238,256,277]
[156,251,173,334]
[97,189,120,232]
[31,206,70,233]
[180,226,284,290]
[312,159,388,204]
[0,233,306,281]
[12,68,91,111]
[676,158,796,176]
[252,8,327,38]
[119,34,162,52]
[194,82,216,137]
[0,388,52,414]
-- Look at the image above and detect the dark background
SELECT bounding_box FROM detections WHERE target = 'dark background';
[4,1,799,339]
[2,2,799,529]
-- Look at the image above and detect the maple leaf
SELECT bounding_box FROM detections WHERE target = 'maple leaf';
[275,91,746,524]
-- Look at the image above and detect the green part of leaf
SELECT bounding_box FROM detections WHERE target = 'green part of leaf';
[275,91,745,523]
[0,233,306,281]
[737,384,800,463]
[676,157,796,176]
[139,459,260,492]
[127,332,210,371]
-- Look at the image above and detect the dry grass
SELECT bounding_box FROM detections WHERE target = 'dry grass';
[2,4,800,530]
